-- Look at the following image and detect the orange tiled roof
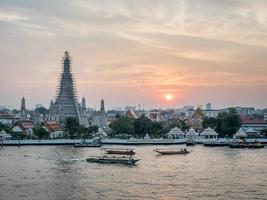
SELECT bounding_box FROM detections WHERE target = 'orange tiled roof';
[43,121,62,132]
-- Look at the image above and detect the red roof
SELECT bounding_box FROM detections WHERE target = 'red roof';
[14,120,35,130]
[241,117,267,124]
[43,121,62,132]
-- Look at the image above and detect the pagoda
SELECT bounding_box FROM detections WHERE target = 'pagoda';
[49,51,80,123]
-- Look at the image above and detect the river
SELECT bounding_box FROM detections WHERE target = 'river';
[0,145,266,200]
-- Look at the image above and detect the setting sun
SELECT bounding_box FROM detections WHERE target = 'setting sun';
[165,93,174,101]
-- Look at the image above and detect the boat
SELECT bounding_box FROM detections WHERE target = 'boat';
[203,139,229,147]
[74,138,102,148]
[229,140,264,149]
[86,155,140,165]
[229,143,247,148]
[247,143,264,149]
[102,147,135,155]
[186,139,195,146]
[154,148,190,155]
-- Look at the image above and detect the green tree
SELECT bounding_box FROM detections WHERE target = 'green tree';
[150,121,164,138]
[35,107,49,115]
[202,117,218,129]
[133,115,153,138]
[216,108,241,137]
[33,126,49,139]
[109,116,134,136]
[64,117,80,139]
[0,123,12,133]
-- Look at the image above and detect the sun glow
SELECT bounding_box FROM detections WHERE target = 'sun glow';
[165,93,174,101]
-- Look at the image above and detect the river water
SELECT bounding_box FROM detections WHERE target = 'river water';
[0,145,266,200]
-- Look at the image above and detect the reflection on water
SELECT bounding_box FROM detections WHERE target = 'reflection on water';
[0,145,267,200]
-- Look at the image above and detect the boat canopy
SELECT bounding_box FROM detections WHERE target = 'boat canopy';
[201,127,218,136]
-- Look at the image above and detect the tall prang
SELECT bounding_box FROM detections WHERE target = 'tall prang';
[20,96,27,119]
[49,51,80,123]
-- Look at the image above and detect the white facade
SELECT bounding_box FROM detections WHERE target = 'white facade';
[166,127,185,139]
[201,127,218,139]
[203,110,220,118]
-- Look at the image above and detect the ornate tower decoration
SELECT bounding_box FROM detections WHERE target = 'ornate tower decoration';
[82,97,86,110]
[50,51,79,123]
[100,98,105,113]
[20,96,27,119]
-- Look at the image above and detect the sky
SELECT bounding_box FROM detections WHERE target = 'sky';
[0,0,267,110]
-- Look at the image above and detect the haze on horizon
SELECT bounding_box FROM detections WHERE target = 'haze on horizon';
[0,0,267,110]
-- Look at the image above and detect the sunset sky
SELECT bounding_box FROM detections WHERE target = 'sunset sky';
[0,0,267,110]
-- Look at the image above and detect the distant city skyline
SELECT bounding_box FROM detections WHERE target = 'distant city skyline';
[1,0,267,109]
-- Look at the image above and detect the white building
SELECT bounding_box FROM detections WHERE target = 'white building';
[203,110,220,118]
[201,127,218,139]
[186,128,198,139]
[166,127,185,139]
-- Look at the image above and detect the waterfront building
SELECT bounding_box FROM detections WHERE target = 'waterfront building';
[0,112,18,126]
[12,120,35,136]
[42,121,64,138]
[241,116,267,132]
[185,128,198,139]
[0,130,12,140]
[49,51,85,125]
[20,96,27,119]
[264,112,267,121]
[166,127,185,139]
[200,127,218,139]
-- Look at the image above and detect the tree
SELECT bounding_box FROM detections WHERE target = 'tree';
[0,123,12,133]
[109,116,134,136]
[150,121,164,138]
[35,107,49,115]
[133,116,152,138]
[33,126,49,139]
[202,117,218,129]
[216,108,241,137]
[64,117,80,139]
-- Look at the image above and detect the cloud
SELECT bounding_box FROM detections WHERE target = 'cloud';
[0,0,267,109]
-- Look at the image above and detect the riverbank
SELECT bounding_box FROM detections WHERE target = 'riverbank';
[1,138,267,146]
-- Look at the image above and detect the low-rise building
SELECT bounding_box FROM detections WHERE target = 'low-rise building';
[42,121,64,138]
[12,120,35,136]
[203,109,220,118]
[241,117,267,132]
[0,113,18,126]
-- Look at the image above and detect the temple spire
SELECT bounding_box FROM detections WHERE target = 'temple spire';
[100,98,105,113]
[20,96,27,119]
[50,51,79,123]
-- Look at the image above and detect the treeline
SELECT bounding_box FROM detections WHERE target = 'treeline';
[109,115,189,139]
[202,108,242,137]
[109,108,244,138]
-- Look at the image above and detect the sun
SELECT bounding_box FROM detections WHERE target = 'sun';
[165,93,174,101]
